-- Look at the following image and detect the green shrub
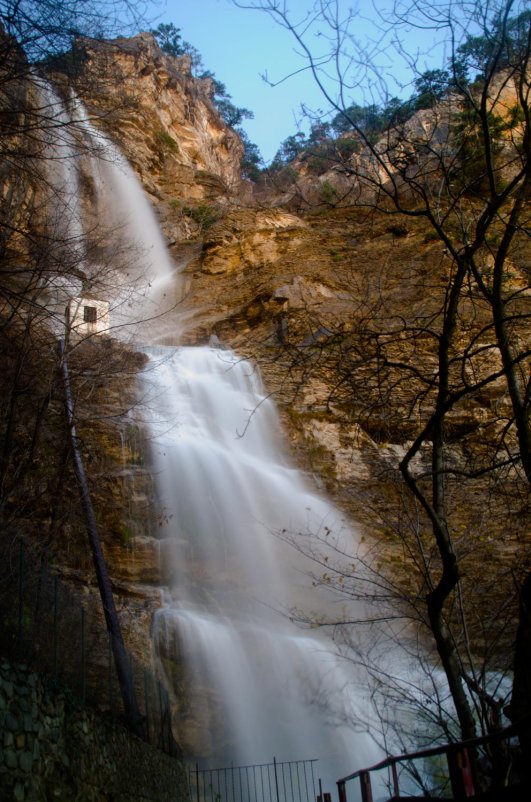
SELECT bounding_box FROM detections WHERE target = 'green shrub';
[170,200,221,231]
[320,180,338,205]
[154,130,179,154]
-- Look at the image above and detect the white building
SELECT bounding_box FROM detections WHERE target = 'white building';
[66,297,110,338]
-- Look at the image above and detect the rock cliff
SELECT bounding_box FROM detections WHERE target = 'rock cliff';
[63,34,249,224]
[51,36,528,664]
[2,30,528,768]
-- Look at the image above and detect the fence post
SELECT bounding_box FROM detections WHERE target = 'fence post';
[336,781,347,802]
[391,762,399,797]
[273,757,281,802]
[81,605,86,703]
[17,540,24,652]
[196,762,201,802]
[359,772,373,802]
[447,746,476,798]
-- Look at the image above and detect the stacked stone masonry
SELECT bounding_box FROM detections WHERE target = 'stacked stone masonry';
[0,659,188,802]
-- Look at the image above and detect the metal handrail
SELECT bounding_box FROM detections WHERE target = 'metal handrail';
[337,717,529,802]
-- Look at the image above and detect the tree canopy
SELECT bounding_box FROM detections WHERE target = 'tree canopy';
[268,5,531,172]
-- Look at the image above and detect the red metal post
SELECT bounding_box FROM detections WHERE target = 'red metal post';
[391,763,400,797]
[337,780,347,802]
[447,746,476,798]
[359,771,373,802]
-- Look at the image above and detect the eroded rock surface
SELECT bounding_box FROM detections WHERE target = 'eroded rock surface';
[68,33,248,210]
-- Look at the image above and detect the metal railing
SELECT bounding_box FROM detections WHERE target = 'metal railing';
[0,536,179,757]
[190,758,319,802]
[336,721,529,801]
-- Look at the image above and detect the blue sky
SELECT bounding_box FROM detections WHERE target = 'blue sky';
[154,1,449,163]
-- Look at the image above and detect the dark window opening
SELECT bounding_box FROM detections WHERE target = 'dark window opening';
[84,305,97,323]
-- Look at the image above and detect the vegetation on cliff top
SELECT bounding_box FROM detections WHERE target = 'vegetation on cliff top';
[150,21,263,181]
[265,5,531,180]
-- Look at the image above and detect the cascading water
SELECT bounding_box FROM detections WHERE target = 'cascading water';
[140,346,385,789]
[37,79,85,257]
[70,98,181,341]
[34,78,87,319]
[39,78,401,798]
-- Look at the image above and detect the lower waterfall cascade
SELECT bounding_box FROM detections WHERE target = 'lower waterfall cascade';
[92,128,397,798]
[140,346,386,791]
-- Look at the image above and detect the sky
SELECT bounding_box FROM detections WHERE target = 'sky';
[153,1,451,163]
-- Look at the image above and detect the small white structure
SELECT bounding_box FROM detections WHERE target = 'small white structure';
[66,297,110,338]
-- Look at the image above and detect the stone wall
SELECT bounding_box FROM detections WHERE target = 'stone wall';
[0,659,189,802]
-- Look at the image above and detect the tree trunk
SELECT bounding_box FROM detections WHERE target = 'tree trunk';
[59,340,144,738]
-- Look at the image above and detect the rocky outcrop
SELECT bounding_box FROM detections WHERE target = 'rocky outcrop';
[64,33,247,207]
[175,207,352,345]
[270,70,526,209]
[201,209,310,274]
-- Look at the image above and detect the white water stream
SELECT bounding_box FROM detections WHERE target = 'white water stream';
[71,99,180,341]
[39,80,399,798]
[140,346,384,789]
[35,82,180,342]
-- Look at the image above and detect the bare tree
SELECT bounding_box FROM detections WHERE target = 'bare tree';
[234,0,531,782]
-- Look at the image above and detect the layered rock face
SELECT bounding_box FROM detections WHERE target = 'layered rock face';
[68,33,247,209]
[56,36,528,623]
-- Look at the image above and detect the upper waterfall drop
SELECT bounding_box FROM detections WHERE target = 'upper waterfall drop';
[70,96,181,343]
[36,79,86,265]
[35,78,181,343]
[33,78,89,325]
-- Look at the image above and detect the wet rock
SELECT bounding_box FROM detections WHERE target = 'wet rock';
[5,748,17,768]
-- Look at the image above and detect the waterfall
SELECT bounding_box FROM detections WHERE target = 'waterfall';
[39,79,400,797]
[139,346,385,790]
[70,97,181,342]
[37,80,85,260]
[34,78,87,321]
[35,79,180,342]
